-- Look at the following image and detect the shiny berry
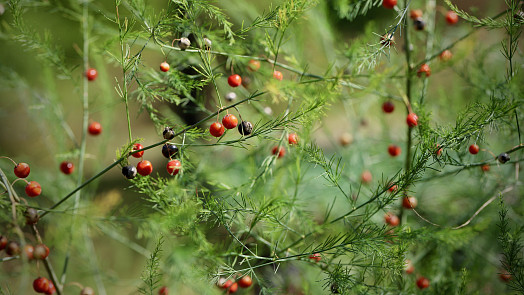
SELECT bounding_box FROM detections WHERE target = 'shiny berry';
[309,253,321,262]
[288,133,299,145]
[14,162,30,178]
[446,11,459,25]
[6,241,20,256]
[88,121,102,135]
[60,161,74,174]
[402,196,417,209]
[416,277,430,289]
[439,50,453,61]
[238,121,253,136]
[218,279,233,289]
[0,236,7,250]
[34,244,50,260]
[159,286,169,295]
[162,144,179,158]
[33,277,50,293]
[469,144,479,155]
[388,183,398,192]
[225,92,237,102]
[122,165,137,179]
[25,181,42,197]
[178,37,191,50]
[410,9,423,19]
[137,160,153,176]
[382,101,394,113]
[498,153,510,163]
[238,275,252,288]
[222,114,238,129]
[227,282,238,294]
[228,74,242,87]
[417,63,431,77]
[85,68,98,81]
[481,164,490,172]
[160,62,170,72]
[406,113,418,127]
[45,282,56,295]
[272,146,285,158]
[80,287,95,295]
[23,244,34,259]
[25,208,40,225]
[382,0,397,9]
[131,143,144,158]
[166,160,181,176]
[209,122,225,137]
[500,272,512,282]
[414,17,425,30]
[163,127,175,140]
[384,213,400,227]
[273,70,283,81]
[388,145,401,157]
[248,59,261,72]
[361,170,372,183]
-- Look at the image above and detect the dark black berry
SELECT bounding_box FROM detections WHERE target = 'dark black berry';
[498,153,510,164]
[122,165,137,179]
[414,17,425,30]
[162,144,179,158]
[238,121,253,136]
[330,283,340,294]
[163,127,175,140]
[25,208,40,225]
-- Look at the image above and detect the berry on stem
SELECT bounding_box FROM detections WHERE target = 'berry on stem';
[417,63,431,77]
[361,170,372,183]
[481,164,490,172]
[162,144,179,159]
[416,277,430,289]
[382,0,397,9]
[225,92,237,102]
[131,143,145,158]
[227,282,238,294]
[218,279,233,289]
[388,145,401,157]
[406,113,418,127]
[178,37,191,50]
[33,277,50,293]
[166,160,181,176]
[163,127,175,140]
[384,213,399,227]
[85,68,98,81]
[405,260,415,274]
[439,50,453,61]
[272,146,285,158]
[122,165,137,179]
[410,9,423,19]
[160,62,170,72]
[88,121,102,135]
[14,162,30,178]
[25,208,40,225]
[137,160,153,176]
[222,114,238,129]
[468,144,479,155]
[45,282,56,295]
[228,74,242,87]
[498,153,510,164]
[413,17,425,31]
[209,122,225,137]
[0,236,7,250]
[500,272,512,282]
[382,101,394,113]
[273,70,283,81]
[34,244,50,260]
[446,11,459,25]
[25,181,42,197]
[248,59,260,72]
[159,286,169,295]
[6,241,20,256]
[238,275,252,288]
[388,183,398,192]
[60,161,75,174]
[309,253,321,262]
[288,133,299,145]
[203,37,212,49]
[24,244,34,260]
[402,196,417,209]
[238,121,253,136]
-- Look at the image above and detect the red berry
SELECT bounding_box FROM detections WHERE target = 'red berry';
[382,101,394,113]
[160,62,170,72]
[14,162,30,178]
[406,113,418,127]
[439,50,453,61]
[388,145,401,157]
[219,279,233,289]
[388,184,398,192]
[402,196,417,209]
[309,253,321,262]
[159,286,169,295]
[34,244,50,260]
[227,282,238,294]
[228,74,242,87]
[222,114,238,129]
[405,260,415,274]
[445,11,459,25]
[25,181,42,197]
[60,161,74,175]
[382,0,397,9]
[45,282,56,295]
[416,276,430,289]
[384,213,399,226]
[0,236,7,250]
[361,170,372,184]
[417,63,431,77]
[209,122,225,137]
[238,275,252,288]
[500,272,512,282]
[435,144,443,156]
[85,68,98,81]
[288,133,299,145]
[468,144,479,155]
[137,160,153,176]
[132,143,145,158]
[481,164,490,172]
[166,160,181,176]
[88,121,102,135]
[33,277,50,293]
[248,59,260,72]
[410,9,423,19]
[24,244,34,260]
[272,146,285,158]
[273,70,283,81]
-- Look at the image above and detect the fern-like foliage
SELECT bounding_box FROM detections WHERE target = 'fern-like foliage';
[138,236,164,295]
